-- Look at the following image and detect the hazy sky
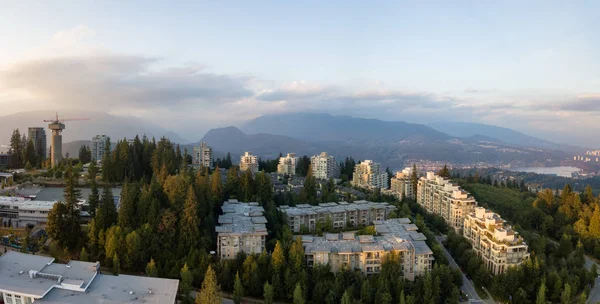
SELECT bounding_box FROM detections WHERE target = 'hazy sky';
[0,1,599,145]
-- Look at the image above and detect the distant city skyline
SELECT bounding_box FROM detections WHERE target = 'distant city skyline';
[0,1,599,146]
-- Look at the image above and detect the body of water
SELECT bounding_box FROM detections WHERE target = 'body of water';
[509,166,581,178]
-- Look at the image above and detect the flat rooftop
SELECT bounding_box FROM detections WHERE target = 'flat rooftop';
[0,251,56,297]
[217,199,268,235]
[0,196,57,211]
[0,251,179,303]
[302,218,433,256]
[36,274,179,304]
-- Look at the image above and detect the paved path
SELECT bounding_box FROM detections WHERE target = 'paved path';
[434,235,488,303]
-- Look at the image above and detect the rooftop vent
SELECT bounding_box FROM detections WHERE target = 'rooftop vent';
[129,291,134,295]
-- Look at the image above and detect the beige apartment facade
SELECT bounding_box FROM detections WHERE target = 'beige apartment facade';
[351,160,389,190]
[279,200,396,233]
[277,153,298,175]
[240,152,259,173]
[463,207,530,275]
[390,167,415,200]
[217,199,268,259]
[302,218,433,281]
[416,172,477,231]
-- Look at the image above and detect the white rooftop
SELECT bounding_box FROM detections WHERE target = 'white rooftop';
[217,199,268,235]
[0,251,178,303]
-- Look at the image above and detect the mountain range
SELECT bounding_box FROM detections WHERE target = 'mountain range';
[192,113,572,168]
[2,111,581,168]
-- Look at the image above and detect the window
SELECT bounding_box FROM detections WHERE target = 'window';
[5,294,13,304]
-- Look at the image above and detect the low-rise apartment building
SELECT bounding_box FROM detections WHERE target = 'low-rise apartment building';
[351,160,389,190]
[311,152,339,180]
[390,167,415,200]
[463,207,530,275]
[277,153,298,175]
[279,200,396,233]
[302,218,433,280]
[217,199,268,259]
[0,251,178,304]
[416,172,477,231]
[240,152,259,173]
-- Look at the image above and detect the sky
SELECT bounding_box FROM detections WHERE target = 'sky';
[0,1,599,145]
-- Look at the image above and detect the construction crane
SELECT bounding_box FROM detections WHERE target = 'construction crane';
[44,113,90,168]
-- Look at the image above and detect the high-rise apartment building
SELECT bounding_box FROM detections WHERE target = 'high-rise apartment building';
[390,167,415,200]
[193,142,213,169]
[310,152,339,180]
[240,151,259,173]
[27,127,47,160]
[351,160,389,189]
[216,199,268,259]
[277,153,298,175]
[91,135,109,162]
[416,172,478,231]
[416,172,529,274]
[463,207,529,275]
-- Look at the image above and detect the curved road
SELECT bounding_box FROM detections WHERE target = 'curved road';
[435,235,489,304]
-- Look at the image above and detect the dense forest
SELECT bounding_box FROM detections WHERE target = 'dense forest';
[42,136,466,304]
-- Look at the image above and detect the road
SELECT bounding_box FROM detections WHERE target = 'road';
[585,256,600,304]
[435,235,487,303]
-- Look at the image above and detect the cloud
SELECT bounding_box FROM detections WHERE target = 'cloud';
[559,94,600,111]
[0,55,254,111]
[257,81,457,114]
[2,25,600,146]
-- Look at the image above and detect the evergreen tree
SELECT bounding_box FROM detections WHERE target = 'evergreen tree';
[561,283,571,304]
[63,166,82,249]
[437,164,450,178]
[146,258,158,277]
[233,272,244,304]
[341,289,352,304]
[300,166,317,204]
[399,289,406,304]
[196,265,221,304]
[293,283,305,304]
[101,136,112,181]
[589,205,600,238]
[180,263,193,301]
[80,247,89,261]
[88,161,100,217]
[271,241,285,273]
[118,182,139,228]
[536,280,546,304]
[97,186,117,230]
[180,185,200,253]
[240,169,255,201]
[411,164,418,195]
[25,139,37,168]
[263,282,274,304]
[9,129,23,168]
[225,166,241,199]
[210,166,223,201]
[112,253,120,275]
